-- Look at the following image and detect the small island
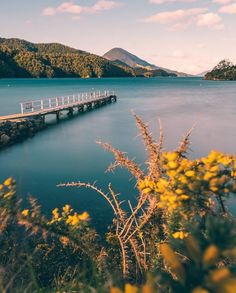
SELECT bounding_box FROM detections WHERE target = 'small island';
[204,59,236,81]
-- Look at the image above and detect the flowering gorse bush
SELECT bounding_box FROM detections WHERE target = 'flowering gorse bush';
[138,149,236,238]
[0,113,236,292]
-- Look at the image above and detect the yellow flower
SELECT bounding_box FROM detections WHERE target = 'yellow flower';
[175,189,183,195]
[178,175,188,184]
[66,213,80,226]
[22,209,29,217]
[52,208,60,219]
[63,204,71,213]
[203,172,215,181]
[4,177,13,186]
[165,152,178,161]
[217,278,236,293]
[210,267,231,283]
[167,170,177,178]
[210,186,218,192]
[219,157,233,166]
[210,165,220,173]
[142,187,152,194]
[138,180,146,189]
[78,211,89,221]
[125,284,138,293]
[173,231,188,239]
[185,170,195,177]
[207,150,219,163]
[173,232,181,239]
[180,195,189,201]
[168,161,179,170]
[231,171,236,178]
[202,245,219,266]
[180,159,191,170]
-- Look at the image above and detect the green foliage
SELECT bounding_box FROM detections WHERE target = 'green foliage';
[0,38,177,78]
[135,67,176,77]
[205,59,236,81]
[0,115,236,292]
[0,37,133,78]
[156,216,236,293]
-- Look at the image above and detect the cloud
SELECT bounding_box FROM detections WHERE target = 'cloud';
[142,7,225,30]
[42,0,123,17]
[219,2,236,13]
[57,2,83,14]
[149,0,196,4]
[143,8,207,23]
[142,8,208,29]
[43,7,57,16]
[213,0,233,4]
[92,0,122,11]
[196,13,224,29]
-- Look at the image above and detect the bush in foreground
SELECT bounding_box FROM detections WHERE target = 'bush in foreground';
[0,113,236,292]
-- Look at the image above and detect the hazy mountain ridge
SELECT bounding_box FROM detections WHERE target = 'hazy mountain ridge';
[196,70,210,77]
[103,48,190,77]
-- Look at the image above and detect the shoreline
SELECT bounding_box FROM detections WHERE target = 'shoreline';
[0,118,45,149]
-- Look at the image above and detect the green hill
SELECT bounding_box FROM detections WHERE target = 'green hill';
[204,59,236,81]
[0,38,132,78]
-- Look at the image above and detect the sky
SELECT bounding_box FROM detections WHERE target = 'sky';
[0,0,236,74]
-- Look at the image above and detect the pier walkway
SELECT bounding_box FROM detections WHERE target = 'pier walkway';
[0,90,117,121]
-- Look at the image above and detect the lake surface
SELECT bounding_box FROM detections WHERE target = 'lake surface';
[0,77,236,230]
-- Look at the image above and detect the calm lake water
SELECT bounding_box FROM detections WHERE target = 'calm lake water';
[0,77,236,230]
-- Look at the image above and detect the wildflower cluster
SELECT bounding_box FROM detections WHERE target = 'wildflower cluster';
[49,204,89,228]
[138,150,236,216]
[19,203,90,247]
[0,177,16,202]
[112,216,236,293]
[1,114,236,291]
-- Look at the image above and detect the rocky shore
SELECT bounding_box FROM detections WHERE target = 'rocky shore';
[0,118,45,149]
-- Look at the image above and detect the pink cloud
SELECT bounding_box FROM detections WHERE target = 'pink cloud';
[213,0,233,4]
[197,13,224,29]
[142,7,225,30]
[43,7,57,16]
[142,8,208,30]
[143,8,207,24]
[57,2,83,14]
[92,0,122,11]
[149,0,196,4]
[42,0,123,17]
[219,2,236,13]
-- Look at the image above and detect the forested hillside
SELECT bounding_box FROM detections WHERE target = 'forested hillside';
[0,38,132,78]
[204,59,236,81]
[0,38,179,78]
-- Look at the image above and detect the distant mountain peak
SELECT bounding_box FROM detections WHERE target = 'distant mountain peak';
[103,47,155,69]
[103,48,191,77]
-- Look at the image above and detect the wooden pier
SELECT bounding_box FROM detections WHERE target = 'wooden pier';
[0,90,117,122]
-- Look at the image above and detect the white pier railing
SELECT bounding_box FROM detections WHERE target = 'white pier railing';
[20,90,115,114]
